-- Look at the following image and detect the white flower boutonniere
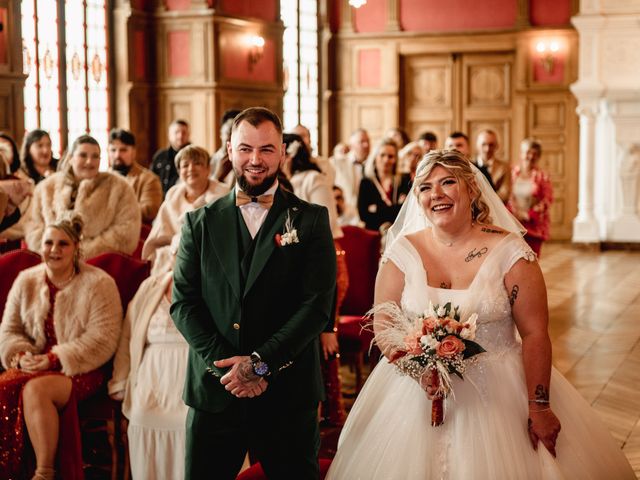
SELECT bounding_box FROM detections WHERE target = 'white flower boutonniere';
[275,209,299,247]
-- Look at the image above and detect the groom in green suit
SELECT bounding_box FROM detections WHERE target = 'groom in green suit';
[171,107,336,479]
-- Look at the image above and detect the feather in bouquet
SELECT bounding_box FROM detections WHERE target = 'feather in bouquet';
[369,300,485,426]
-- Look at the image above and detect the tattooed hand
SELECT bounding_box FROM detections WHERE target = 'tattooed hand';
[215,356,268,398]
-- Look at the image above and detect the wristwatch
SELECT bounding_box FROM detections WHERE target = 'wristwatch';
[250,351,270,377]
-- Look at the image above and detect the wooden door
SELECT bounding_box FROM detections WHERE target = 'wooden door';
[402,51,514,161]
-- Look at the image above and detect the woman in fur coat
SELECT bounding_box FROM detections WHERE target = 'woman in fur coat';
[25,134,141,259]
[0,213,123,480]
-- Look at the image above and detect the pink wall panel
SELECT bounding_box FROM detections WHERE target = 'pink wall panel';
[532,53,565,84]
[400,0,516,32]
[358,49,381,88]
[0,9,7,65]
[165,0,191,10]
[220,31,276,83]
[353,0,387,33]
[168,31,190,77]
[530,0,571,26]
[133,30,146,80]
[219,0,278,22]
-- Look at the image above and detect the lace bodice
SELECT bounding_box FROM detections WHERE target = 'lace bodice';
[383,233,536,354]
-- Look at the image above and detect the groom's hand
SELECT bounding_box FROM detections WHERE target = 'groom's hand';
[215,356,268,398]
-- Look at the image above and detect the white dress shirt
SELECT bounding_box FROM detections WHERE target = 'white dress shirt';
[236,181,278,239]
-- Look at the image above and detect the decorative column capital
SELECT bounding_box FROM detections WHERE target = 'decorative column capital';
[339,0,354,33]
[386,0,400,32]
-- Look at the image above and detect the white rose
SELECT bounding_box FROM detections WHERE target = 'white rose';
[420,335,438,349]
[437,306,446,317]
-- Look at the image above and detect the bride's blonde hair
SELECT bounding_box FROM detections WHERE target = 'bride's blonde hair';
[413,149,493,225]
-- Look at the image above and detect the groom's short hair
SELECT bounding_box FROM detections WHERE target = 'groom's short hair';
[232,107,283,137]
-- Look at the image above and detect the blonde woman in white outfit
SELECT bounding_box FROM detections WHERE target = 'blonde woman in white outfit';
[109,268,188,480]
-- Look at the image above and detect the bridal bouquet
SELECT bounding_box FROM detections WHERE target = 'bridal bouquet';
[369,301,485,426]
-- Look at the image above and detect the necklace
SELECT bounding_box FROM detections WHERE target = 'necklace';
[49,269,76,289]
[430,222,475,247]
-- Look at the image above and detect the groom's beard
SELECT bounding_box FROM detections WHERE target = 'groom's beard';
[235,170,278,196]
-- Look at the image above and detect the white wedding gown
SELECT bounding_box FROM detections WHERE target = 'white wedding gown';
[327,233,635,480]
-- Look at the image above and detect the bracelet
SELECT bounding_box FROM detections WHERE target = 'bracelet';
[529,407,551,412]
[528,399,550,404]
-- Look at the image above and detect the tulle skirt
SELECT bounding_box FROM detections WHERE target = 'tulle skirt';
[327,348,635,480]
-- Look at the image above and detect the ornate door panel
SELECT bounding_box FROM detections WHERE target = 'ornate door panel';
[402,54,457,146]
[461,52,514,162]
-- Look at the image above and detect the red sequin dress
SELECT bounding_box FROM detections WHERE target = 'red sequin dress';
[0,278,105,480]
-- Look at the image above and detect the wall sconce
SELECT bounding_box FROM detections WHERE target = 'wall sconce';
[349,0,367,7]
[535,40,560,74]
[247,35,265,72]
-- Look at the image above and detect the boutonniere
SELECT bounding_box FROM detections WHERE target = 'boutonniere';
[275,209,299,247]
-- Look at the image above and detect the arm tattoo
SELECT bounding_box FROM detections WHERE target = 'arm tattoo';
[440,281,451,289]
[534,384,549,401]
[481,227,504,234]
[509,284,519,306]
[465,247,488,262]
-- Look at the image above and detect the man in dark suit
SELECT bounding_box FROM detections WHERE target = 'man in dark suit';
[171,107,336,479]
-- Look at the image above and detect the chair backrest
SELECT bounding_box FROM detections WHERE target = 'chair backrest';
[339,226,381,316]
[0,249,42,319]
[86,252,151,312]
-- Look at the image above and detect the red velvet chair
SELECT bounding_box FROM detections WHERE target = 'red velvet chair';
[236,458,332,480]
[81,252,151,480]
[131,223,152,260]
[0,249,41,321]
[337,226,381,394]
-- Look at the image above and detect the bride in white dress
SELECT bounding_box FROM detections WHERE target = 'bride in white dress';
[326,150,635,479]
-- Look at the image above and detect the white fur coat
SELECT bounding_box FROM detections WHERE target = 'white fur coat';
[25,171,141,259]
[0,263,123,375]
[141,179,228,274]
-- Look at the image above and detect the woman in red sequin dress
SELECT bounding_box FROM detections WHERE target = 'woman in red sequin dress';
[0,214,122,480]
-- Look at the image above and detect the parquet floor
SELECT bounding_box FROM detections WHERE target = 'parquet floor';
[332,242,640,477]
[541,242,640,478]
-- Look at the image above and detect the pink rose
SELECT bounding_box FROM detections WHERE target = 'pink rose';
[436,335,465,358]
[404,333,423,355]
[422,317,438,335]
[442,318,464,334]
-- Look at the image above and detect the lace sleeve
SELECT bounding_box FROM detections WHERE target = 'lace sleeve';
[501,234,537,276]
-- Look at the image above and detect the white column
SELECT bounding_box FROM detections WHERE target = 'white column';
[572,104,601,242]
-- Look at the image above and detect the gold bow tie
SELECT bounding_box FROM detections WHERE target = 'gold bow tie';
[235,190,274,208]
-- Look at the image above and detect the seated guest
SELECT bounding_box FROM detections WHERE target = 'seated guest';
[398,141,424,180]
[291,123,336,186]
[0,148,33,234]
[142,145,228,274]
[418,131,438,152]
[333,185,359,227]
[0,214,122,480]
[445,130,495,191]
[0,131,22,173]
[357,138,411,232]
[108,128,163,224]
[283,133,347,426]
[20,129,58,184]
[25,134,141,258]
[475,129,511,203]
[332,128,370,214]
[109,265,188,480]
[385,127,410,149]
[151,119,191,197]
[211,109,242,187]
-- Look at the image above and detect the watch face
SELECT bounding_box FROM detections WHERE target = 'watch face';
[254,361,269,376]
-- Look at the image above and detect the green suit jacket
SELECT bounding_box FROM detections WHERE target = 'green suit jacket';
[171,187,337,413]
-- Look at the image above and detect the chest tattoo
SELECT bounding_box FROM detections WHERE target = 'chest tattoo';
[464,247,488,263]
[440,281,451,289]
